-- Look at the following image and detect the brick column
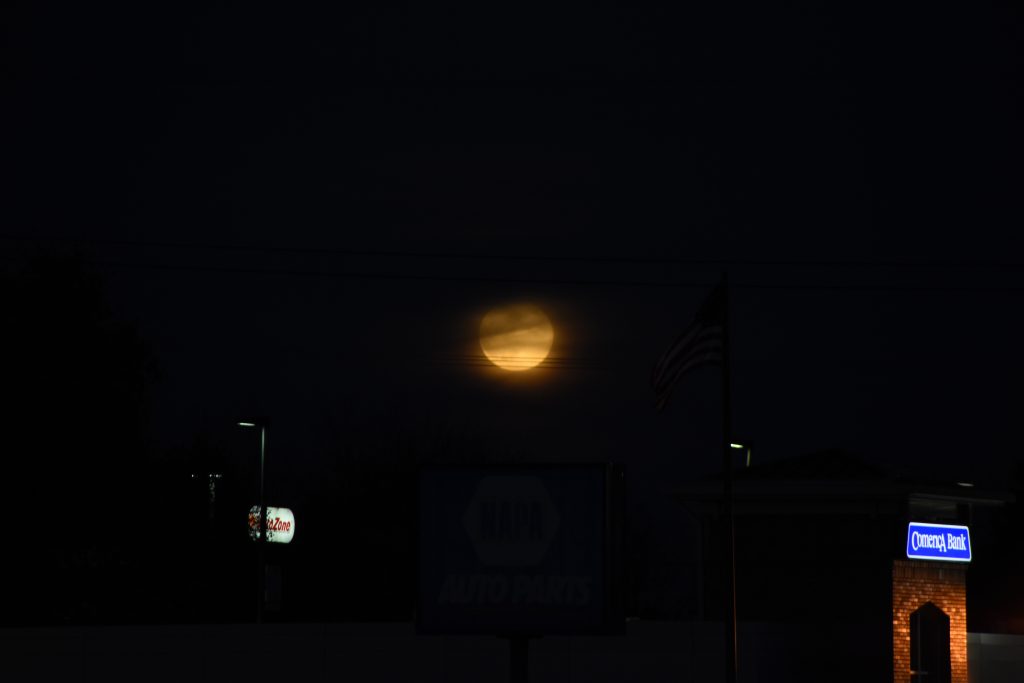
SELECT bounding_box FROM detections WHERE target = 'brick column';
[892,559,967,683]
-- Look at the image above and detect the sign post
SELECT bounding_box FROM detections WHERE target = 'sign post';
[509,636,528,683]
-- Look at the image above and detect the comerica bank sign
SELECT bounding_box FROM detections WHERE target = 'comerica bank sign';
[906,522,971,563]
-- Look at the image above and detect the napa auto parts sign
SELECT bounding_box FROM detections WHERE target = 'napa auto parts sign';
[248,506,295,544]
[417,465,624,635]
[906,522,970,562]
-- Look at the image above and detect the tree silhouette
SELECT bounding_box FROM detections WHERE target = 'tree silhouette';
[0,254,155,624]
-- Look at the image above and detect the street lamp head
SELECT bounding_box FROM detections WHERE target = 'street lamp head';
[729,441,753,467]
[238,421,257,428]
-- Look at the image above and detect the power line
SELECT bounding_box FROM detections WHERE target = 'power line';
[4,239,1024,293]
[65,258,1024,294]
[4,233,1024,271]
[82,259,714,289]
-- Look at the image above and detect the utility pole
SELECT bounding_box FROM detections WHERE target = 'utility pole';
[239,419,268,624]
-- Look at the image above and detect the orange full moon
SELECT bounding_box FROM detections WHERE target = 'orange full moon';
[479,304,554,371]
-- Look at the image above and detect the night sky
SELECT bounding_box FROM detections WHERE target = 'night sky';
[5,2,1023,522]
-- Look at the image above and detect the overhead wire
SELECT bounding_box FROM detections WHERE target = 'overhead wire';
[4,233,1024,270]
[64,259,1024,294]
[3,235,1024,293]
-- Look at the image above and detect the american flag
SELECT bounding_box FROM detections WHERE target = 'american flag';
[651,285,726,411]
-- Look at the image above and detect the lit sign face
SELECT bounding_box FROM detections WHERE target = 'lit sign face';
[417,465,625,636]
[248,506,295,544]
[906,522,970,562]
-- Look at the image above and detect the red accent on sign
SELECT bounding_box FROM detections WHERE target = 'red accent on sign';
[249,512,292,533]
[267,517,291,532]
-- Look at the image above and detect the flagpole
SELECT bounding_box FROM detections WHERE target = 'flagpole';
[721,272,738,683]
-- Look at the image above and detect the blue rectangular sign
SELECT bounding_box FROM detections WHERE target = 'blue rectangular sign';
[417,464,625,635]
[906,522,971,562]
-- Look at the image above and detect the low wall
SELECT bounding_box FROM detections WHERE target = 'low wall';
[3,621,1017,683]
[969,633,1024,683]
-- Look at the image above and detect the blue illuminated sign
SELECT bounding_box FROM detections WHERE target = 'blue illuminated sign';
[906,523,971,563]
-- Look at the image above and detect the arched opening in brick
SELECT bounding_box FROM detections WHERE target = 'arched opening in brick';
[910,602,951,683]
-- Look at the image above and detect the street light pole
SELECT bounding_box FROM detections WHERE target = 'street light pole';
[258,423,266,625]
[240,419,268,624]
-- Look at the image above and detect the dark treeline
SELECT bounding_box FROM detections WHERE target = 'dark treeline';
[0,256,536,625]
[1,254,155,624]
[5,255,1024,628]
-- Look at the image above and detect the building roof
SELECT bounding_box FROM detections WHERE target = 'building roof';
[674,449,1012,516]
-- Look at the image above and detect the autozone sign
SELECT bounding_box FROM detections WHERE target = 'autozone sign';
[248,506,295,544]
